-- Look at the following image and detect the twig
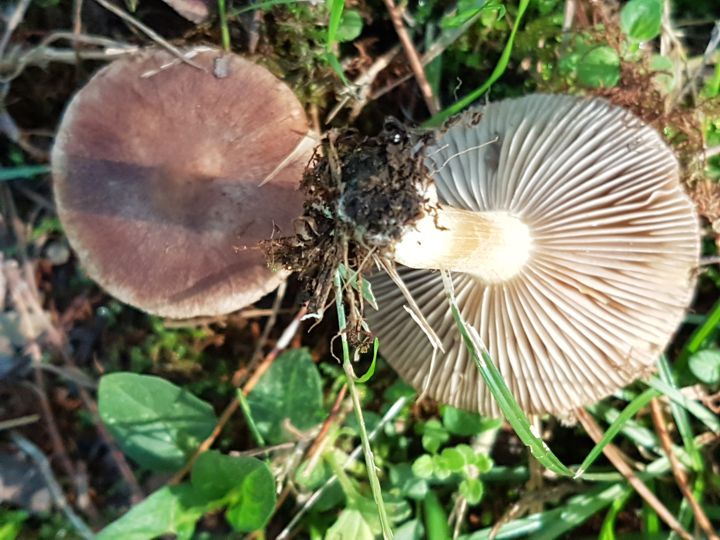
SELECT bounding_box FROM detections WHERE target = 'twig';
[11,431,95,540]
[168,305,307,485]
[0,0,32,58]
[576,408,694,540]
[277,396,409,540]
[90,0,204,70]
[650,399,718,540]
[0,413,40,431]
[334,270,393,539]
[381,0,438,115]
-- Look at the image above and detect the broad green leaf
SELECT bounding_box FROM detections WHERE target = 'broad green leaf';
[326,509,374,540]
[688,349,720,385]
[390,463,428,500]
[0,510,27,540]
[395,519,425,540]
[421,418,449,453]
[460,477,484,505]
[620,0,662,42]
[97,485,207,540]
[98,373,217,471]
[439,447,465,473]
[336,9,363,42]
[191,451,275,532]
[577,46,620,88]
[442,406,500,436]
[246,348,325,444]
[412,454,435,479]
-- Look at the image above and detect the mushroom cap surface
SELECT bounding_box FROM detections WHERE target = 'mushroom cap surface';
[369,94,700,416]
[52,49,311,318]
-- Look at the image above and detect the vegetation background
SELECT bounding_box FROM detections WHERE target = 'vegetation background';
[0,0,719,538]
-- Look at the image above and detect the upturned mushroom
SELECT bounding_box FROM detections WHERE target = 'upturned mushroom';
[368,94,700,416]
[52,48,314,318]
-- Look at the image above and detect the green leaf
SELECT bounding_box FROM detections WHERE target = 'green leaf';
[575,388,659,478]
[326,0,345,49]
[98,373,217,471]
[646,376,720,433]
[421,419,450,453]
[412,454,435,479]
[620,0,662,42]
[356,338,379,383]
[576,46,620,88]
[190,451,276,532]
[442,406,499,436]
[390,463,429,500]
[460,477,484,505]
[97,485,207,540]
[394,519,425,540]
[425,0,530,126]
[0,510,27,540]
[423,491,451,540]
[326,509,375,540]
[336,9,363,42]
[688,349,720,385]
[246,348,325,444]
[439,447,466,473]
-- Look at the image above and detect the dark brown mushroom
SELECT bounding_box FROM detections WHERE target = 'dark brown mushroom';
[52,48,314,318]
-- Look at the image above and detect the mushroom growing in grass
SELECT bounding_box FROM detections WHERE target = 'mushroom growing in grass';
[52,48,314,318]
[368,94,700,417]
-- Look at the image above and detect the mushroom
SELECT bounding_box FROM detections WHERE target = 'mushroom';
[368,94,700,416]
[52,48,314,318]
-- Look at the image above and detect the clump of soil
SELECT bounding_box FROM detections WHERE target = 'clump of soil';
[264,119,434,344]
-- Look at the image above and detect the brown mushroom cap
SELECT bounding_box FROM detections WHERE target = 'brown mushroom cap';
[52,49,312,318]
[369,94,700,417]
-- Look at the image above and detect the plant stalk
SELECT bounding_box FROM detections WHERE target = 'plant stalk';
[334,270,394,539]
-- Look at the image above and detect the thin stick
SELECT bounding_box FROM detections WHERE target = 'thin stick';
[277,396,408,539]
[649,399,718,539]
[0,0,32,57]
[168,306,307,485]
[0,413,40,431]
[91,0,204,70]
[576,408,693,540]
[11,431,94,540]
[381,0,438,114]
[334,270,393,539]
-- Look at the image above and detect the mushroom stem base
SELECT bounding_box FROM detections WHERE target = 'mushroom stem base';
[392,207,532,283]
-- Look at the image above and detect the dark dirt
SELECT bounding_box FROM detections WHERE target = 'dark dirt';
[263,119,435,344]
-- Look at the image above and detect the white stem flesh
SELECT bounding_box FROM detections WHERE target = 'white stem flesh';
[392,206,533,284]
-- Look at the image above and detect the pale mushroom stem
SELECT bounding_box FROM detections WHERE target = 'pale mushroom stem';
[392,206,533,284]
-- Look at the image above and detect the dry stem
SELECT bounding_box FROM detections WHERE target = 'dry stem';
[649,398,718,539]
[381,0,438,115]
[576,408,693,540]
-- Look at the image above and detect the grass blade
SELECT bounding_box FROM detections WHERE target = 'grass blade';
[645,376,720,433]
[441,272,573,477]
[0,165,50,181]
[424,0,529,126]
[575,388,660,478]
